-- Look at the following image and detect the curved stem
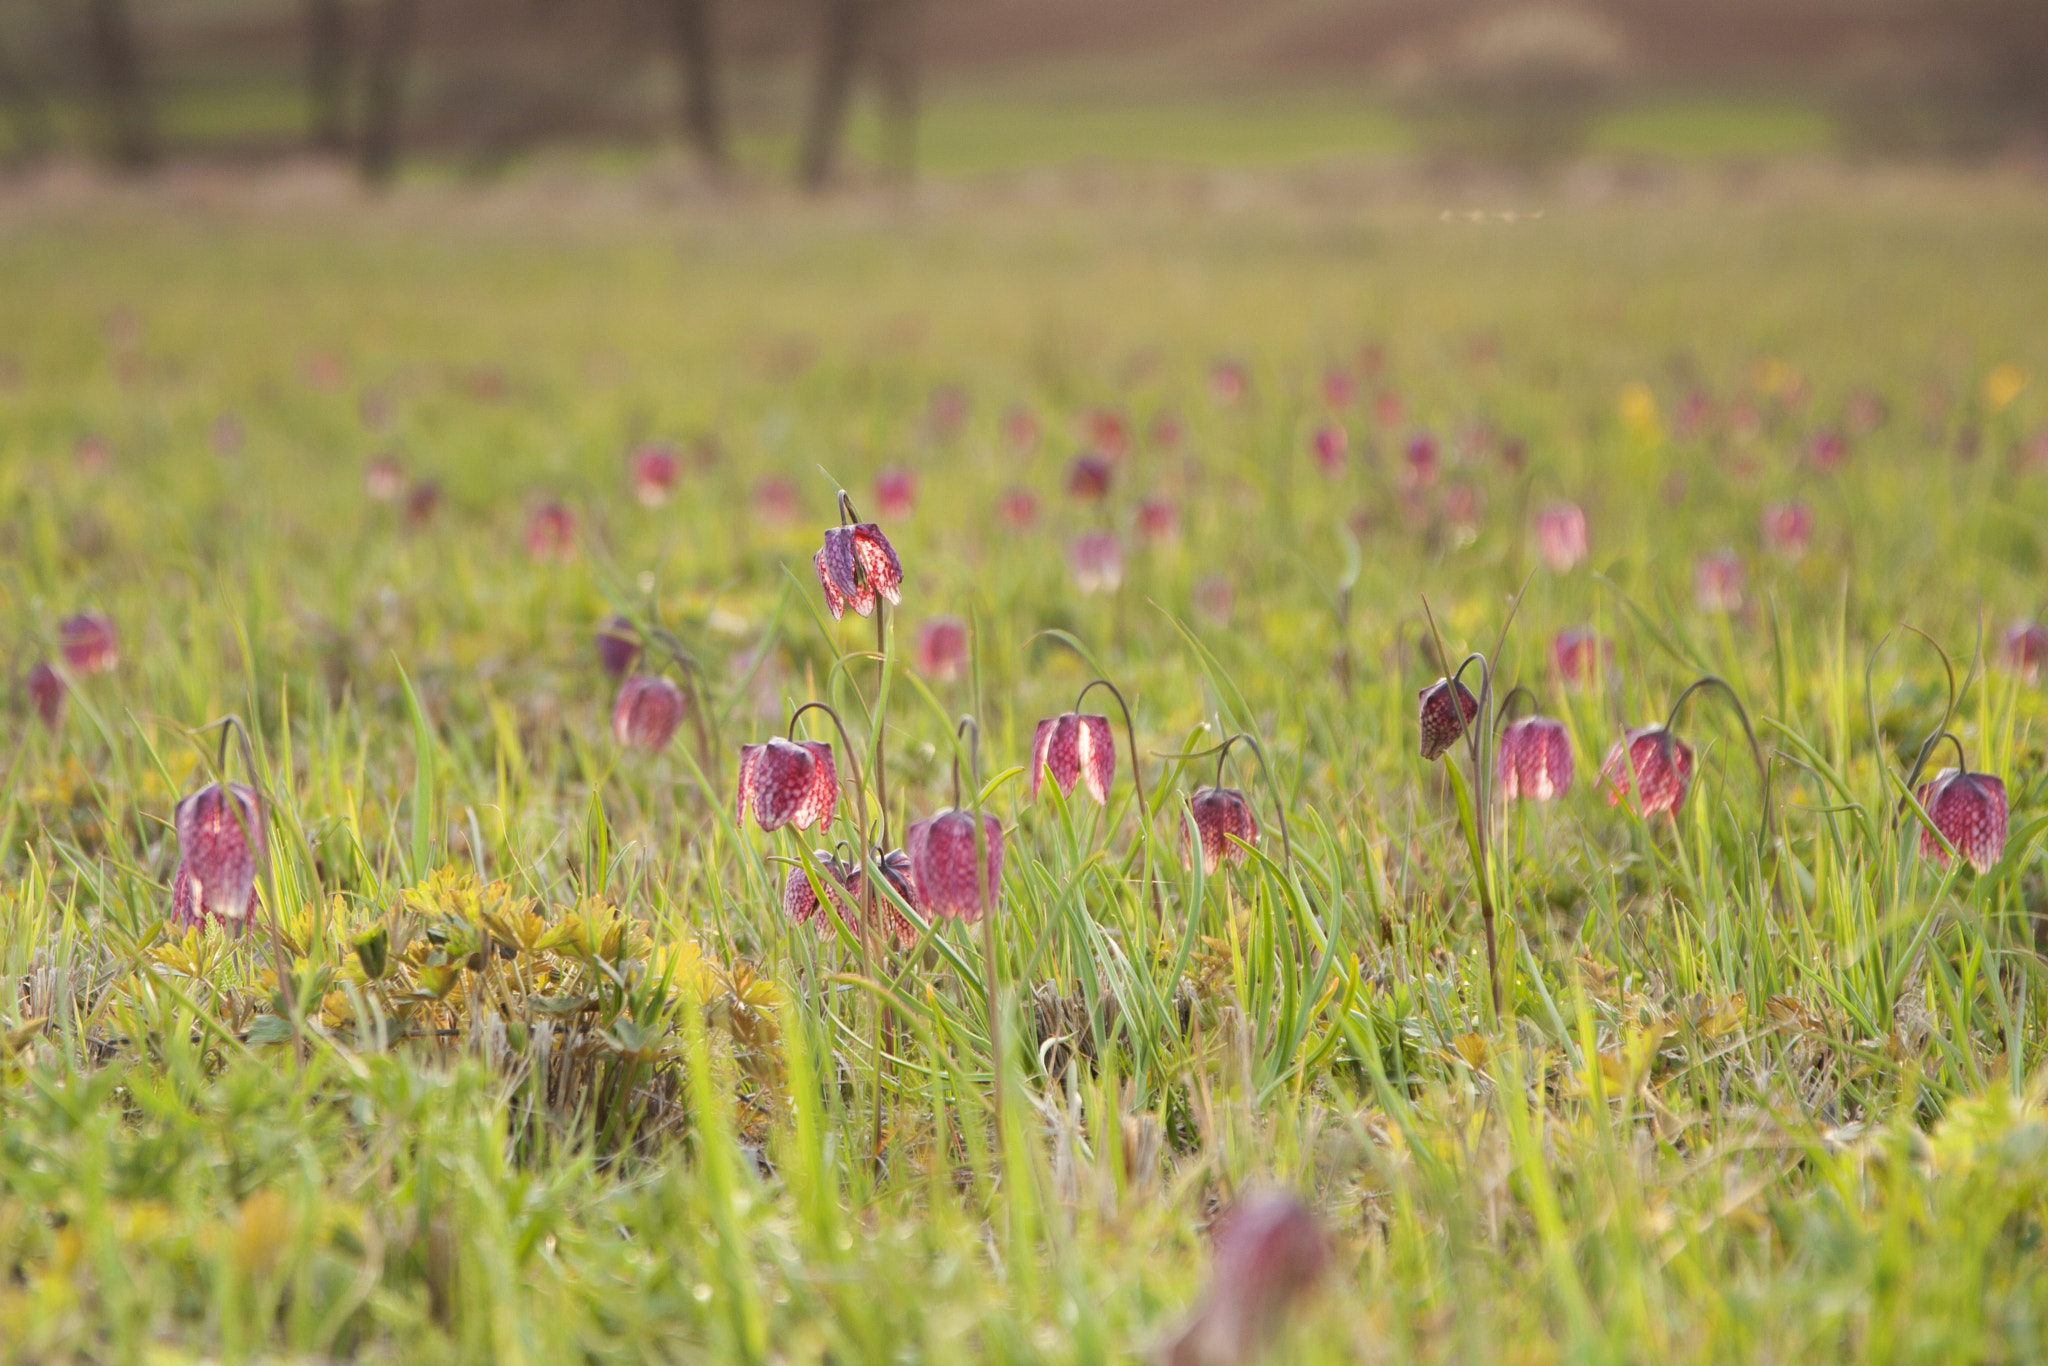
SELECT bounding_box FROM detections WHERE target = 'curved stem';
[1218,732,1293,875]
[194,713,298,1062]
[1077,676,1158,912]
[1664,675,1776,859]
[649,627,720,783]
[1493,685,1537,729]
[1420,594,1503,1021]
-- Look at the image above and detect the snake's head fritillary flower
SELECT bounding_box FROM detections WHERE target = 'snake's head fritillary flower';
[1915,769,2008,874]
[1068,531,1124,594]
[1067,453,1113,500]
[875,468,918,519]
[1404,431,1438,489]
[916,616,969,682]
[1760,500,1814,559]
[1417,677,1479,761]
[1534,502,1588,572]
[1322,369,1356,408]
[735,737,838,832]
[1311,423,1348,476]
[905,809,1004,922]
[1694,549,1744,613]
[1998,621,2048,683]
[1498,716,1574,802]
[1150,411,1184,452]
[814,522,903,620]
[595,615,640,678]
[629,443,680,506]
[1004,405,1040,455]
[612,674,686,752]
[1808,429,1848,471]
[998,487,1039,530]
[59,612,118,675]
[1599,726,1694,817]
[1088,409,1129,460]
[1444,483,1484,536]
[1845,389,1889,436]
[783,852,858,937]
[364,454,405,502]
[25,661,64,730]
[1184,786,1258,875]
[1211,359,1248,405]
[752,476,798,526]
[404,479,442,527]
[1162,1191,1328,1366]
[525,501,577,562]
[171,782,265,933]
[1029,713,1115,805]
[1137,497,1179,544]
[1551,628,1612,689]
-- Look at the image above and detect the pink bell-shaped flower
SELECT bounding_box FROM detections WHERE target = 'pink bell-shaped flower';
[1417,677,1479,761]
[905,809,1004,923]
[170,782,266,933]
[612,674,685,752]
[59,611,119,675]
[1600,726,1694,817]
[1915,768,2008,874]
[814,522,904,620]
[1498,716,1574,802]
[1534,501,1588,572]
[1028,713,1115,805]
[735,737,838,832]
[1184,786,1258,875]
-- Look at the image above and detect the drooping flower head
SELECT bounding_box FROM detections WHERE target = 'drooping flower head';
[1066,453,1113,500]
[916,616,969,682]
[753,476,799,525]
[1694,549,1744,613]
[1808,428,1848,471]
[1498,716,1574,802]
[1087,408,1130,459]
[814,515,903,621]
[998,487,1039,529]
[905,809,1004,922]
[1915,768,2008,874]
[1311,422,1348,476]
[629,443,680,506]
[25,661,65,729]
[1162,1191,1328,1366]
[404,480,442,527]
[782,848,921,951]
[1760,500,1814,559]
[595,615,641,678]
[1210,359,1249,405]
[1136,497,1180,544]
[875,468,918,519]
[1534,502,1588,572]
[735,737,838,832]
[1003,405,1040,455]
[1998,620,2048,683]
[525,501,577,562]
[170,782,265,933]
[1184,786,1258,875]
[1029,713,1115,805]
[1599,726,1694,817]
[1068,531,1124,594]
[59,611,118,675]
[1417,677,1479,761]
[612,674,686,752]
[1551,627,1612,689]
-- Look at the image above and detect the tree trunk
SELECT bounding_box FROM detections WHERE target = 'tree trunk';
[305,0,350,153]
[797,0,864,191]
[86,0,153,170]
[871,0,921,185]
[358,0,420,187]
[666,0,724,171]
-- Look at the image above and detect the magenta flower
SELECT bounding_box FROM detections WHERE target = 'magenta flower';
[1600,726,1694,817]
[364,455,405,502]
[1150,411,1185,452]
[875,468,918,519]
[1210,359,1248,405]
[612,674,686,752]
[814,522,904,620]
[1998,620,2048,682]
[1088,409,1130,460]
[1136,497,1180,544]
[1915,768,2008,873]
[59,612,118,675]
[1184,786,1258,874]
[1808,429,1848,471]
[1404,431,1438,489]
[1760,500,1814,559]
[1534,502,1588,571]
[1322,368,1356,408]
[783,849,920,951]
[915,615,969,682]
[1498,717,1574,802]
[1068,531,1124,594]
[1066,453,1113,500]
[1003,405,1040,455]
[170,782,265,933]
[998,487,1039,530]
[629,443,680,507]
[1551,627,1611,689]
[735,737,838,832]
[905,809,1004,922]
[1028,713,1115,804]
[1311,423,1348,476]
[405,480,442,527]
[1417,677,1479,761]
[595,615,640,679]
[525,502,577,562]
[1444,483,1485,534]
[1161,1192,1328,1366]
[1374,391,1403,429]
[752,476,799,525]
[25,661,64,730]
[1694,549,1744,613]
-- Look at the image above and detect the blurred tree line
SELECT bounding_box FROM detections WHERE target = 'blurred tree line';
[0,0,2041,186]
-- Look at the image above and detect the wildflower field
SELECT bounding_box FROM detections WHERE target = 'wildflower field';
[3,169,2048,1363]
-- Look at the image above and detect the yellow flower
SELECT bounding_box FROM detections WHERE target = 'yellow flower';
[1618,381,1662,448]
[1984,362,2027,413]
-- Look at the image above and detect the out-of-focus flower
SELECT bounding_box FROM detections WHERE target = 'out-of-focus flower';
[1694,549,1744,613]
[405,480,442,527]
[1311,423,1347,476]
[1150,411,1185,451]
[1193,575,1235,627]
[1618,381,1663,447]
[1160,1191,1328,1366]
[1067,453,1113,500]
[815,522,903,620]
[875,468,918,519]
[1551,628,1612,689]
[1068,532,1125,594]
[25,661,64,729]
[1498,717,1574,802]
[1444,483,1484,535]
[525,502,576,561]
[1760,500,1814,559]
[1600,726,1694,817]
[629,443,680,506]
[1808,429,1848,472]
[1137,497,1180,543]
[1404,431,1438,489]
[783,849,920,951]
[926,385,968,438]
[612,674,685,751]
[1374,391,1403,429]
[1184,787,1257,874]
[1088,409,1130,460]
[1211,360,1248,405]
[59,612,118,675]
[1673,389,1715,439]
[1983,363,2027,414]
[365,455,405,502]
[735,737,838,832]
[1998,620,2048,682]
[1534,502,1588,572]
[1417,677,1479,761]
[905,809,1004,922]
[916,616,969,682]
[1321,369,1355,408]
[1915,768,2008,874]
[596,615,640,678]
[753,476,799,525]
[998,487,1040,529]
[1028,713,1114,804]
[1004,405,1040,455]
[170,782,266,933]
[1845,389,1889,436]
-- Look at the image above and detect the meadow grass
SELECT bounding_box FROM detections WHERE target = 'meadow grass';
[1,169,2047,1363]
